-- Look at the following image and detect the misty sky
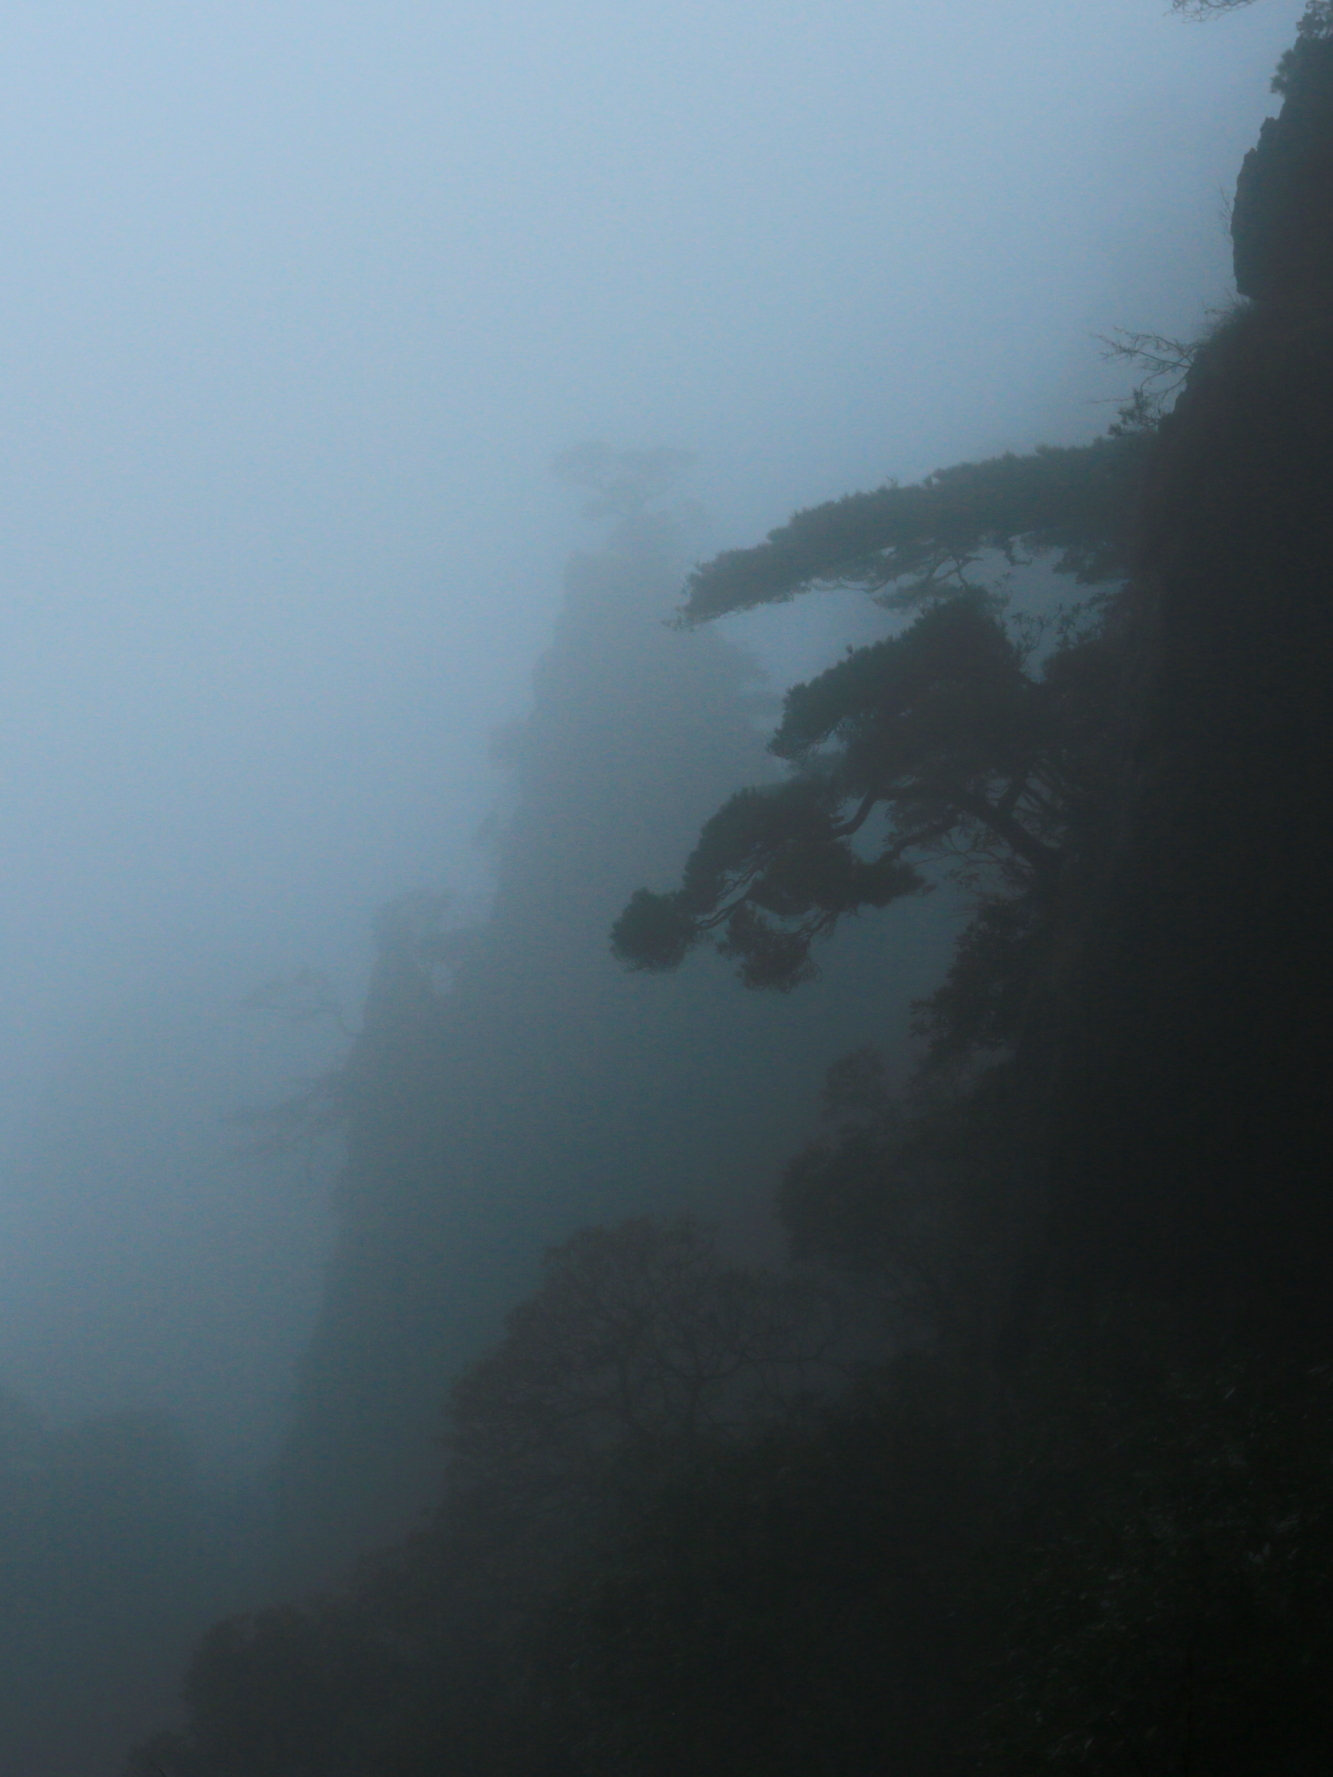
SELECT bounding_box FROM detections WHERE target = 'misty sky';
[0,0,1303,1467]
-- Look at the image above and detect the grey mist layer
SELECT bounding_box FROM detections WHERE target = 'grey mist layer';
[0,1,1310,1770]
[0,0,1298,1472]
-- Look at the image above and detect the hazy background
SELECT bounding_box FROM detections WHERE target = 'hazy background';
[0,0,1303,1475]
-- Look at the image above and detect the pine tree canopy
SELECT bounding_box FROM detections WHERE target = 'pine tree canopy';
[677,434,1148,626]
[617,437,1137,992]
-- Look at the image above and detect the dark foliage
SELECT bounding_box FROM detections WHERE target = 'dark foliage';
[553,1384,987,1777]
[988,1339,1333,1774]
[127,1219,863,1777]
[130,1298,1333,1777]
[679,435,1148,625]
[614,589,1119,992]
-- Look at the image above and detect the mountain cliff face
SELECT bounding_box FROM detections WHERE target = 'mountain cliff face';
[1048,20,1333,1354]
[1232,12,1333,306]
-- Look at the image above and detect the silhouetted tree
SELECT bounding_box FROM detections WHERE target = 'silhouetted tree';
[128,1219,856,1777]
[614,588,1120,993]
[676,436,1145,626]
[449,1217,842,1521]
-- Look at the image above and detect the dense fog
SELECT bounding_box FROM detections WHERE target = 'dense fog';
[0,1,1320,1772]
[0,0,1294,1470]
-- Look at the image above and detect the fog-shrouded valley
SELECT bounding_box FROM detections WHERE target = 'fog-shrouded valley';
[2,1,1332,1771]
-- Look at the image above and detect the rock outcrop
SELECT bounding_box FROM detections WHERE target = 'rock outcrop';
[1046,10,1333,1355]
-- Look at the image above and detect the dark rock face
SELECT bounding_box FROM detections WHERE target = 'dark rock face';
[1045,35,1333,1356]
[1069,311,1333,1339]
[1232,23,1333,305]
